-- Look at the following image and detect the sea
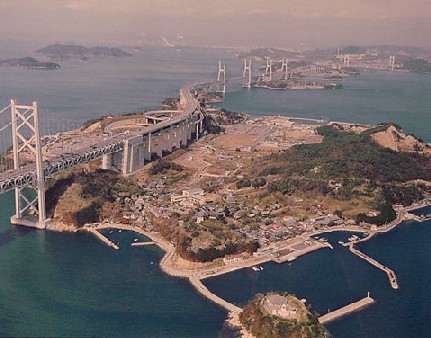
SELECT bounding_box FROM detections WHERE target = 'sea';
[1,40,431,337]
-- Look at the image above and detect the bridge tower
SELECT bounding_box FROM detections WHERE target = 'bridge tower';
[389,55,396,71]
[281,58,289,80]
[343,54,350,67]
[242,59,252,88]
[10,100,47,229]
[264,57,272,81]
[216,61,226,95]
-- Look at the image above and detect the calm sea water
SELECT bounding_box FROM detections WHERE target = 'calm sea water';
[1,43,431,337]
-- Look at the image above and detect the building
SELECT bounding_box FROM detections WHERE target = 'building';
[223,253,244,265]
[263,294,298,320]
[170,187,206,206]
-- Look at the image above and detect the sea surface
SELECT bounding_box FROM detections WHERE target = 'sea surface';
[1,42,431,337]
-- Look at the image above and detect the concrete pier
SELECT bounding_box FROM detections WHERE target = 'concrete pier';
[81,227,119,250]
[318,295,375,324]
[349,243,398,289]
[131,241,155,247]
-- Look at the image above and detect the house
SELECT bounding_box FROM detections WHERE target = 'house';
[223,253,244,265]
[195,211,208,224]
[170,188,206,205]
[263,294,298,320]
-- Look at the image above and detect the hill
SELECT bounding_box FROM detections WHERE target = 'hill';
[239,292,326,338]
[36,44,132,59]
[259,124,431,225]
[0,57,60,69]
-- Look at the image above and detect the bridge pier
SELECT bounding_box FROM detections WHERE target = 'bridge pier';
[101,153,113,170]
[9,100,48,229]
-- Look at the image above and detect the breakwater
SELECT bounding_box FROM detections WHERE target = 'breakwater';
[348,243,399,289]
[318,294,375,324]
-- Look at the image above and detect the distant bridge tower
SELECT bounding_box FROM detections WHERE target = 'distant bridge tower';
[265,57,272,81]
[389,55,396,71]
[10,100,47,229]
[242,59,252,88]
[216,61,226,95]
[343,54,350,67]
[281,58,289,80]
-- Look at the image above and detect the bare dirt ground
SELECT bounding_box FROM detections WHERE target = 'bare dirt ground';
[174,116,323,187]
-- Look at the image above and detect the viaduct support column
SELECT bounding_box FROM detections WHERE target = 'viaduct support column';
[122,139,131,175]
[101,154,112,170]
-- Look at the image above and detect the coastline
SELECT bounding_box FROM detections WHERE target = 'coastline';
[64,200,431,337]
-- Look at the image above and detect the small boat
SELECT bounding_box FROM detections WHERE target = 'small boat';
[348,235,359,241]
[252,266,260,271]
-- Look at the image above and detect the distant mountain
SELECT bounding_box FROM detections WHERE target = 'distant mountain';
[238,48,302,61]
[0,57,60,69]
[35,44,132,59]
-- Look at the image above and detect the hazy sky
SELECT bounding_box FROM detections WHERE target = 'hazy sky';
[1,0,431,49]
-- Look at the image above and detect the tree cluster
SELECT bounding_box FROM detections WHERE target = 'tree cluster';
[203,115,225,134]
[149,160,183,175]
[239,293,326,338]
[261,125,431,225]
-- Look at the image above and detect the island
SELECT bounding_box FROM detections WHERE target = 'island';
[0,57,60,69]
[35,43,132,60]
[6,86,431,337]
[239,292,327,338]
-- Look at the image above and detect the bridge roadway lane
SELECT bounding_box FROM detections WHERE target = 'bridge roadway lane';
[0,83,202,194]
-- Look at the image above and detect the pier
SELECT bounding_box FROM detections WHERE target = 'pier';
[348,243,398,289]
[131,241,155,247]
[81,227,119,250]
[318,294,375,324]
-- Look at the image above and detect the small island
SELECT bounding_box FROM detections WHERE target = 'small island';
[35,43,132,61]
[0,57,60,70]
[239,292,327,338]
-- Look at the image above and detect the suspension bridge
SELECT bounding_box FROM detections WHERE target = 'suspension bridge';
[0,58,298,230]
[0,82,204,229]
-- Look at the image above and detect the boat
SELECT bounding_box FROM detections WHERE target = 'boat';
[252,266,260,271]
[348,235,359,242]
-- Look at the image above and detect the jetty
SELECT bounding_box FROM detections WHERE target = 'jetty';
[80,227,119,250]
[318,294,375,324]
[348,243,398,289]
[131,241,155,247]
[189,276,242,314]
